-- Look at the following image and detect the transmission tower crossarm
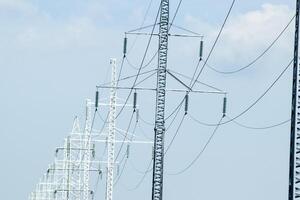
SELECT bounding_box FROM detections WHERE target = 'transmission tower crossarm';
[97,85,226,94]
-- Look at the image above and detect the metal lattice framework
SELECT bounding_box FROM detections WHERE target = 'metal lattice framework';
[152,1,169,200]
[83,99,92,200]
[106,59,117,200]
[289,0,300,199]
[28,100,99,200]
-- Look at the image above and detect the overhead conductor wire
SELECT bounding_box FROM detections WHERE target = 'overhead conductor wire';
[190,0,236,88]
[207,14,295,74]
[114,0,186,190]
[167,0,236,175]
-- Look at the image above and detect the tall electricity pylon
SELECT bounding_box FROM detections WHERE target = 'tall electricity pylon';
[83,99,93,200]
[289,0,300,199]
[152,1,169,200]
[106,59,117,200]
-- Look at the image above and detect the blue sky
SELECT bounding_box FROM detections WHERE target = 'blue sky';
[0,0,297,199]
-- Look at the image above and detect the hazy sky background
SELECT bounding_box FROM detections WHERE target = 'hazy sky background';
[0,0,297,199]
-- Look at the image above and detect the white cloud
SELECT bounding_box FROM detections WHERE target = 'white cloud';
[0,0,38,15]
[183,4,294,66]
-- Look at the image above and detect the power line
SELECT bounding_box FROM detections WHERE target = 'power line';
[168,115,224,175]
[127,0,155,54]
[115,111,135,161]
[115,3,161,119]
[166,59,293,175]
[207,14,295,74]
[135,71,157,86]
[125,52,158,70]
[228,116,290,130]
[169,0,183,31]
[114,121,139,185]
[99,69,157,87]
[188,58,293,126]
[220,59,293,125]
[189,113,290,130]
[191,0,236,88]
[123,159,153,191]
[165,114,186,154]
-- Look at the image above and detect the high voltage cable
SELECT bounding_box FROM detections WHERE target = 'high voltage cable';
[115,66,160,161]
[115,105,185,187]
[189,113,290,130]
[165,98,185,121]
[128,158,153,175]
[165,101,184,131]
[94,121,138,195]
[228,116,291,130]
[115,3,161,119]
[169,0,183,31]
[139,115,155,126]
[138,123,153,140]
[127,0,155,54]
[114,121,138,185]
[187,59,293,127]
[100,69,157,86]
[165,114,186,155]
[124,159,153,191]
[115,111,135,161]
[135,71,157,86]
[125,52,158,70]
[116,0,184,118]
[163,0,291,176]
[190,0,236,88]
[120,100,186,190]
[168,115,224,175]
[207,14,295,74]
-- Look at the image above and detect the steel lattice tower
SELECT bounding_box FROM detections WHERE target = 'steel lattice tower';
[83,99,92,200]
[289,0,300,199]
[152,1,169,200]
[106,58,117,200]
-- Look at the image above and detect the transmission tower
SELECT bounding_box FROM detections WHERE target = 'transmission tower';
[106,58,117,200]
[152,1,169,200]
[289,0,300,200]
[83,99,93,200]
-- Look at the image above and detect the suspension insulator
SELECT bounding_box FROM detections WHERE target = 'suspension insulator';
[55,148,59,157]
[136,109,139,123]
[92,143,96,159]
[99,170,103,179]
[123,37,128,56]
[152,146,154,160]
[95,91,99,110]
[126,144,130,158]
[185,93,189,115]
[223,96,227,117]
[117,164,120,176]
[199,40,204,60]
[133,91,137,112]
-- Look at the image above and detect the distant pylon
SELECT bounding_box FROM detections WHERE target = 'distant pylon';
[106,58,117,200]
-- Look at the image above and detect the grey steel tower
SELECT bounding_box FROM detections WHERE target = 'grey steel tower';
[289,0,300,200]
[152,1,169,200]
